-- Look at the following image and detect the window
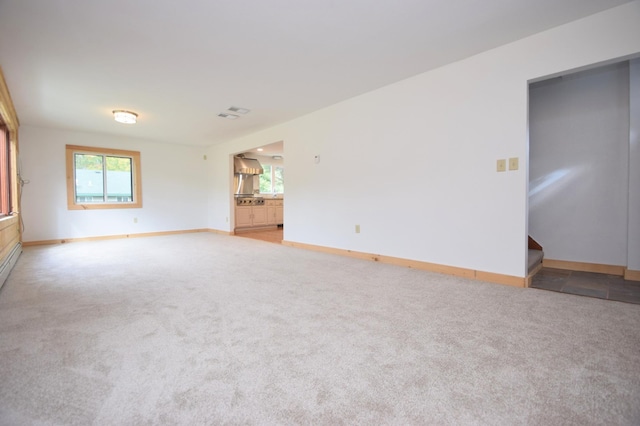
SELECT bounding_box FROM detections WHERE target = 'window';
[259,164,284,194]
[66,145,142,210]
[259,164,272,193]
[0,126,10,216]
[273,166,284,193]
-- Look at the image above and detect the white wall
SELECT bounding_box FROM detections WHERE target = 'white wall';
[529,63,630,266]
[629,58,640,270]
[251,153,284,170]
[20,125,208,241]
[207,2,640,277]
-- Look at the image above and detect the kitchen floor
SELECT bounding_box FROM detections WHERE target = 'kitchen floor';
[531,267,640,304]
[235,227,283,244]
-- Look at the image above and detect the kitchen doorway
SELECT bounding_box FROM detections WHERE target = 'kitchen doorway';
[232,140,285,238]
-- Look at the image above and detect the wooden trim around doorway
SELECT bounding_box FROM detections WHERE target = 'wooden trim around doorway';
[624,269,640,282]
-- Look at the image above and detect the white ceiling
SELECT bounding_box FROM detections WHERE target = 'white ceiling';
[0,0,632,147]
[243,141,284,158]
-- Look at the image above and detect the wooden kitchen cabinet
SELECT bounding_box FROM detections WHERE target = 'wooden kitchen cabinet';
[235,205,268,228]
[235,206,253,228]
[251,205,267,226]
[266,199,284,225]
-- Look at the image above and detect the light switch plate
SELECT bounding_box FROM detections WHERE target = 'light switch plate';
[509,157,519,171]
[496,159,506,172]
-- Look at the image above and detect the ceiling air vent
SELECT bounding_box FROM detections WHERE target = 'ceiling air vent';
[228,106,250,114]
[218,113,239,120]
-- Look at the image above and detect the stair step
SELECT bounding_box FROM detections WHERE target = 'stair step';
[528,249,544,273]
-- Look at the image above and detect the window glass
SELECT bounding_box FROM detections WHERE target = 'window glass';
[274,166,284,193]
[0,126,10,215]
[259,164,272,193]
[66,145,141,209]
[106,156,133,202]
[258,164,285,194]
[74,154,104,202]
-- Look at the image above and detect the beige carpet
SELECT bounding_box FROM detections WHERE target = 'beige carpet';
[0,233,639,425]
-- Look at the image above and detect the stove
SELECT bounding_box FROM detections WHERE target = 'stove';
[236,197,265,206]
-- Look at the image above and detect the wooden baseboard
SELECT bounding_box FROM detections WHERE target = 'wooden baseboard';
[282,240,526,288]
[207,228,233,235]
[524,262,544,288]
[624,269,640,282]
[543,259,625,276]
[22,231,530,287]
[22,229,211,246]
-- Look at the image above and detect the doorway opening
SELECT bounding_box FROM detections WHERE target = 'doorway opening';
[231,141,285,238]
[527,58,639,301]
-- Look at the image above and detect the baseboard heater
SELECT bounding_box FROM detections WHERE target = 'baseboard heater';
[0,242,22,290]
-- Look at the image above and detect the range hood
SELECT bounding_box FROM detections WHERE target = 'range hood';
[234,155,264,175]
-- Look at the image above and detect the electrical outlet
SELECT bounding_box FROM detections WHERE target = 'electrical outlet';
[496,159,506,172]
[355,224,360,234]
[508,157,519,171]
[225,216,229,222]
[203,154,207,160]
[133,217,138,223]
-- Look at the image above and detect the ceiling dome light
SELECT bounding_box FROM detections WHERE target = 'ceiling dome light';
[113,110,138,124]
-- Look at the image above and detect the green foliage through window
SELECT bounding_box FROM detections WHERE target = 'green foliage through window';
[274,166,284,193]
[259,165,272,193]
[259,164,284,194]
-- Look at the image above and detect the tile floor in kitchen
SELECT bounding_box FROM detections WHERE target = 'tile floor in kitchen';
[531,267,640,304]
